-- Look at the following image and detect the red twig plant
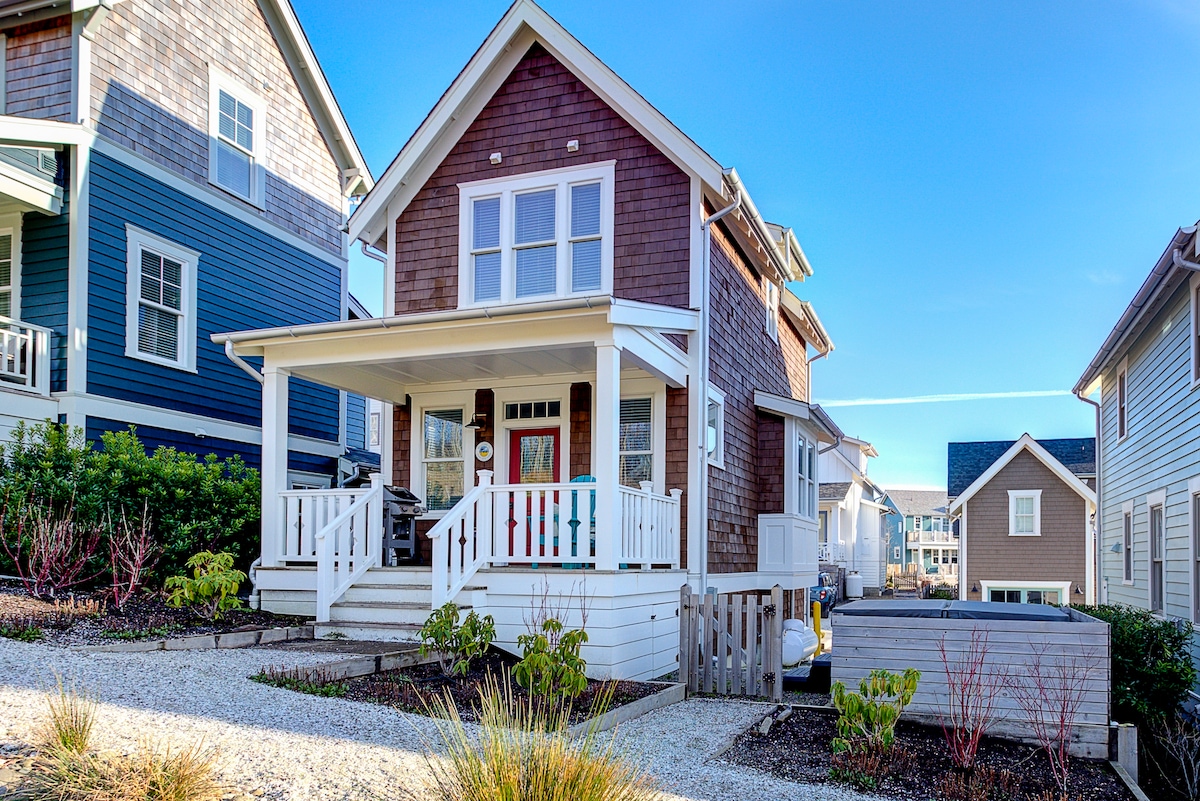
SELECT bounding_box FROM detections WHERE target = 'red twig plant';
[938,627,1006,770]
[108,502,159,608]
[0,497,103,597]
[1009,645,1095,800]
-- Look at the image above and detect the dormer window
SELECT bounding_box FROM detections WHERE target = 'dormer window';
[458,162,614,307]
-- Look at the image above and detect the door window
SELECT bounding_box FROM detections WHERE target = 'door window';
[509,427,559,484]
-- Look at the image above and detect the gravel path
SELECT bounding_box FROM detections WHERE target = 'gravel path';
[0,638,881,800]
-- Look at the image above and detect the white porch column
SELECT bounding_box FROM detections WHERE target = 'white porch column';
[260,366,290,568]
[594,344,622,571]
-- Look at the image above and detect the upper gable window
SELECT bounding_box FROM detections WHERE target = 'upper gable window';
[458,163,614,307]
[1007,490,1042,537]
[208,68,265,206]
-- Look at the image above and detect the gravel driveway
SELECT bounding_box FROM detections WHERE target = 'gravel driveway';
[0,638,881,801]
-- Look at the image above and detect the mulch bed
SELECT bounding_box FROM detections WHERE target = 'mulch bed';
[305,650,661,726]
[0,580,302,646]
[720,706,1135,801]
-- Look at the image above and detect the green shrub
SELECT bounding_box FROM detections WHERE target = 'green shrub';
[165,551,245,620]
[514,618,589,701]
[1072,604,1196,726]
[250,666,348,698]
[419,603,496,676]
[831,668,921,753]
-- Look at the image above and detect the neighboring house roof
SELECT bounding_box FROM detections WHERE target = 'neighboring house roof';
[887,489,949,518]
[948,434,1097,513]
[820,482,853,503]
[1075,224,1199,394]
[948,436,1095,497]
[347,293,371,321]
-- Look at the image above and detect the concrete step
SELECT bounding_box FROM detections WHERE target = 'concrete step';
[329,599,472,625]
[311,620,422,643]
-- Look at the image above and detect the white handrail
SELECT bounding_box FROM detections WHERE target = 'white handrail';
[428,470,493,608]
[0,315,51,396]
[314,474,383,622]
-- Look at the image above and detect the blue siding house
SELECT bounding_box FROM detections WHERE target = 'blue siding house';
[1076,223,1200,635]
[0,0,372,488]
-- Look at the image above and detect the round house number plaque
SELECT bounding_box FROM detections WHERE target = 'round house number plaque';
[475,441,494,462]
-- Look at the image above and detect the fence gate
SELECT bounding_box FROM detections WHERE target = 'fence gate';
[678,584,784,701]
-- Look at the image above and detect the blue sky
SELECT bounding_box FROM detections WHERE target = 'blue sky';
[294,0,1200,489]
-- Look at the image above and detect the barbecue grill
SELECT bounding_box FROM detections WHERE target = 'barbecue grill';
[382,486,424,565]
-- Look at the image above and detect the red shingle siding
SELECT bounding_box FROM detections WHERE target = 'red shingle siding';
[757,412,785,515]
[570,382,592,479]
[707,220,809,574]
[4,17,72,121]
[392,43,691,314]
[666,386,690,570]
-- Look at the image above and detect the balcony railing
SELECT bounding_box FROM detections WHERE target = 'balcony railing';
[0,316,51,396]
[818,542,847,564]
[906,530,957,544]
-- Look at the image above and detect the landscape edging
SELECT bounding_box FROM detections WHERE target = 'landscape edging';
[1109,760,1151,801]
[566,681,686,738]
[74,625,314,653]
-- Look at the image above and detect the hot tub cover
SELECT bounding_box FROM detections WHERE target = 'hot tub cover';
[833,600,949,618]
[946,601,1070,622]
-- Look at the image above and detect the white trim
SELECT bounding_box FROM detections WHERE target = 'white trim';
[409,390,476,518]
[456,162,615,309]
[0,216,21,318]
[1191,272,1200,391]
[1116,357,1129,443]
[1121,498,1134,585]
[494,384,571,489]
[123,225,199,373]
[979,579,1072,604]
[706,384,725,468]
[288,470,332,490]
[52,391,342,457]
[347,0,725,248]
[949,434,1096,512]
[65,143,88,405]
[207,65,267,209]
[1190,477,1200,623]
[764,277,779,342]
[380,400,394,484]
[90,138,345,267]
[1007,489,1042,537]
[1148,488,1167,612]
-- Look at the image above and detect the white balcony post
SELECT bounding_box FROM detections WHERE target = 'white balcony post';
[476,470,494,563]
[594,344,621,570]
[260,366,290,568]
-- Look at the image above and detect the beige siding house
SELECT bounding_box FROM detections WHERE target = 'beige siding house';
[949,435,1096,604]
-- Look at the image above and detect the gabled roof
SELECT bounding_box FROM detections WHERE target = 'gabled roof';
[886,489,949,518]
[948,436,1095,498]
[781,288,834,355]
[948,434,1096,513]
[820,482,853,503]
[1075,224,1199,394]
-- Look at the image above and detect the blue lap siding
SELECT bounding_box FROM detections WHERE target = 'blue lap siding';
[20,205,70,393]
[346,393,366,450]
[85,152,343,444]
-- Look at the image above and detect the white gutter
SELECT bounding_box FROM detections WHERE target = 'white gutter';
[224,340,264,385]
[360,241,387,264]
[1174,247,1200,272]
[697,187,742,595]
[724,168,794,283]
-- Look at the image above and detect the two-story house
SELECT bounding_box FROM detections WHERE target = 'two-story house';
[885,489,956,581]
[949,435,1096,604]
[216,0,837,680]
[817,436,890,594]
[1075,222,1200,622]
[0,0,371,488]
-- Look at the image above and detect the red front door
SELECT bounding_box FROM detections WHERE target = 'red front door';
[508,427,560,484]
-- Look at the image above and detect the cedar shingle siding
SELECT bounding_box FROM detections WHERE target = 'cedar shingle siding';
[962,449,1087,600]
[4,18,72,121]
[391,44,691,315]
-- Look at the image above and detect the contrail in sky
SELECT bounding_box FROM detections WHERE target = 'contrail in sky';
[818,390,1073,408]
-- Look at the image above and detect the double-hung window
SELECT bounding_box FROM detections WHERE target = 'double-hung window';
[1193,488,1200,622]
[124,226,198,372]
[796,432,817,519]
[208,69,264,205]
[764,278,779,341]
[1150,501,1165,613]
[458,163,614,306]
[0,229,13,319]
[1122,508,1133,583]
[706,386,725,468]
[1008,490,1041,536]
[422,409,466,512]
[618,397,653,488]
[1117,364,1128,440]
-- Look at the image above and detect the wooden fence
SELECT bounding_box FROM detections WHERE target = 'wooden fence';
[678,584,784,701]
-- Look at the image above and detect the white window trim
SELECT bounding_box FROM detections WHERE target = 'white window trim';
[1121,498,1135,585]
[368,411,381,448]
[1116,357,1129,443]
[1007,490,1042,537]
[410,390,475,519]
[456,161,615,308]
[0,216,21,319]
[764,277,779,342]
[1189,477,1200,623]
[207,66,266,209]
[495,384,570,489]
[979,580,1072,604]
[123,225,199,373]
[706,384,725,469]
[1148,488,1167,613]
[288,470,331,490]
[1191,272,1200,391]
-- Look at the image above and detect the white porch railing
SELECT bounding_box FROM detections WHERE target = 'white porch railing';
[430,470,682,607]
[817,542,847,564]
[280,484,378,562]
[312,475,384,622]
[0,316,51,396]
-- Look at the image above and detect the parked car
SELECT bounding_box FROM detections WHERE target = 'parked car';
[810,571,838,615]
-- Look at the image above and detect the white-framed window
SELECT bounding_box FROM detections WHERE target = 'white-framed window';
[457,162,615,307]
[124,226,198,372]
[1191,480,1200,622]
[1150,494,1165,613]
[818,510,829,544]
[764,277,779,342]
[1117,361,1128,441]
[618,397,653,488]
[288,471,331,490]
[421,407,467,513]
[1122,504,1133,584]
[369,411,381,448]
[706,385,725,468]
[208,67,265,206]
[988,587,1062,605]
[893,545,901,561]
[796,430,818,519]
[0,225,16,319]
[1007,490,1042,537]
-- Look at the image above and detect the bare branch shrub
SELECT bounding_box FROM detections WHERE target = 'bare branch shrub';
[523,576,593,648]
[938,627,1006,770]
[107,502,159,608]
[0,497,103,597]
[1009,645,1096,799]
[1149,713,1200,801]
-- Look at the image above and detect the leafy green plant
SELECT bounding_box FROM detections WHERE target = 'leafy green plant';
[831,668,921,753]
[0,618,44,642]
[514,618,589,701]
[419,603,496,676]
[164,551,245,620]
[99,624,183,641]
[1072,604,1195,726]
[250,666,348,698]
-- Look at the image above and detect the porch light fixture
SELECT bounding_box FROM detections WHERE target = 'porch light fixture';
[970,583,979,594]
[1074,585,1083,596]
[1109,542,1123,553]
[489,152,502,165]
[465,413,487,430]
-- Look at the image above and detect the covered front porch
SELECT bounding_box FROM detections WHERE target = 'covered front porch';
[217,296,696,626]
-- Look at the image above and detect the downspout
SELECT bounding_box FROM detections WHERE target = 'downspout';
[697,187,742,595]
[1174,248,1200,273]
[224,340,264,385]
[1075,389,1101,604]
[807,349,828,418]
[361,241,388,264]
